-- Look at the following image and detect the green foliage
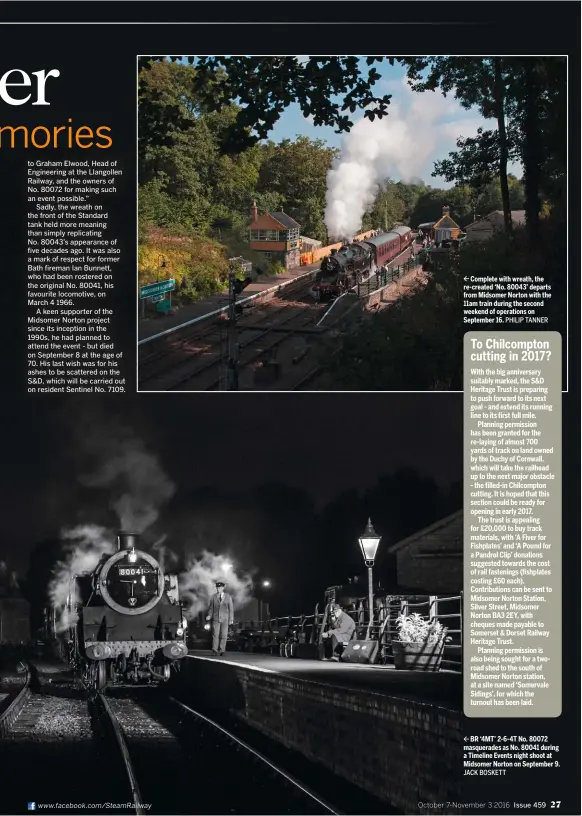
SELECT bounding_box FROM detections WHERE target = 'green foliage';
[142,56,393,153]
[138,56,561,308]
[401,56,565,243]
[138,228,230,302]
[257,136,338,242]
[364,180,406,231]
[138,60,343,300]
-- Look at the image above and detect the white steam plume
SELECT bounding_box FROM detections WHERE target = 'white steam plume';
[80,434,175,533]
[151,534,178,574]
[49,525,115,632]
[179,551,254,620]
[324,81,483,240]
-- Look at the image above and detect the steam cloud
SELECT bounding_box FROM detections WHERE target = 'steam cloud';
[151,534,178,574]
[49,525,115,632]
[179,551,254,620]
[324,81,483,240]
[80,433,175,533]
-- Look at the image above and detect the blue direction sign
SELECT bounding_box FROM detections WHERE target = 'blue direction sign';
[140,279,175,300]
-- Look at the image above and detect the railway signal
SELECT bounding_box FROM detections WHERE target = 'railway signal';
[225,258,253,391]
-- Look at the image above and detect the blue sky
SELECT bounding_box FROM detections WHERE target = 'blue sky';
[266,59,522,188]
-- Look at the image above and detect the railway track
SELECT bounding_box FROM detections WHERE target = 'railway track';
[0,665,30,736]
[139,280,326,392]
[101,691,336,814]
[1,685,337,815]
[0,688,130,813]
[139,248,420,392]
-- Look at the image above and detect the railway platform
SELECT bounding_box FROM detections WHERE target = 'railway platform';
[170,650,463,814]
[185,649,461,708]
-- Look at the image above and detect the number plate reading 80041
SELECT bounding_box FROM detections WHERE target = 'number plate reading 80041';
[116,567,157,576]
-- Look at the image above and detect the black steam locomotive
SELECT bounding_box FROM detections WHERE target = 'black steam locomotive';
[312,226,413,301]
[45,532,188,690]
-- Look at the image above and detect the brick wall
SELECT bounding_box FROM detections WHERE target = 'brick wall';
[176,660,463,814]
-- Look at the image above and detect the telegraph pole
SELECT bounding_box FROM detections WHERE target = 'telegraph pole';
[226,263,239,391]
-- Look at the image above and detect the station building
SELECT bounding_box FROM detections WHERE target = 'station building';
[417,205,462,244]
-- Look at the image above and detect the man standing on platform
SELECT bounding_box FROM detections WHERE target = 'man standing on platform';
[206,581,234,656]
[321,603,356,661]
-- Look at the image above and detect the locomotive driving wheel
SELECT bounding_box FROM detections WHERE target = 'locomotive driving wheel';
[88,661,107,691]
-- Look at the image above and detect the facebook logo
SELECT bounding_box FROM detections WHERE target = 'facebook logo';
[28,804,36,812]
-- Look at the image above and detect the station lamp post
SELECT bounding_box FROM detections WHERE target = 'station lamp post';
[359,518,381,639]
[256,579,272,627]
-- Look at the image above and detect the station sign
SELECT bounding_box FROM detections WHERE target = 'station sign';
[139,279,176,300]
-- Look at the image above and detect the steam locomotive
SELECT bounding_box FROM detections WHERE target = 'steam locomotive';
[312,226,413,301]
[44,532,188,690]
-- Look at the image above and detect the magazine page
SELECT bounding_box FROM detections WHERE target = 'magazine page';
[0,3,579,816]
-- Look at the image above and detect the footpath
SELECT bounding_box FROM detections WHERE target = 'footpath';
[138,261,320,344]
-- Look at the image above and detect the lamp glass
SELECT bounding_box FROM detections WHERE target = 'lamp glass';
[359,519,381,563]
[359,536,380,563]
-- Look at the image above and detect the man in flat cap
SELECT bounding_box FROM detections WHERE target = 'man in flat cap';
[321,603,356,661]
[206,581,234,656]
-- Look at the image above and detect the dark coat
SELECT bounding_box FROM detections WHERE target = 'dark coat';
[328,610,356,642]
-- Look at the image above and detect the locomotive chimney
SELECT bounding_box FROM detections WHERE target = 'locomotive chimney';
[251,200,258,223]
[117,532,139,551]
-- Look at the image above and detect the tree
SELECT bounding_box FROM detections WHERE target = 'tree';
[492,57,513,234]
[256,137,338,241]
[140,56,393,153]
[402,57,516,235]
[403,56,565,246]
[365,180,406,231]
[506,58,564,247]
